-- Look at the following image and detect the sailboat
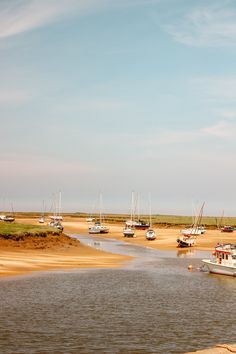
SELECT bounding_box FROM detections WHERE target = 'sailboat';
[3,203,15,223]
[89,193,109,234]
[218,210,234,232]
[123,192,136,237]
[146,196,156,241]
[177,202,205,248]
[48,192,64,231]
[125,192,149,230]
[38,200,46,224]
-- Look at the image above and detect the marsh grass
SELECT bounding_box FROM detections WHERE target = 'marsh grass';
[0,222,59,236]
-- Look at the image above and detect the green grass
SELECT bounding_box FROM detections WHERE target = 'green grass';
[0,222,60,236]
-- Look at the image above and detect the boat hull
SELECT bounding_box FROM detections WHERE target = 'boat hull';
[202,260,236,276]
[177,237,195,248]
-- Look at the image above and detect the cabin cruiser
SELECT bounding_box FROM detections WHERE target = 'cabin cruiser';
[146,228,156,241]
[202,243,236,276]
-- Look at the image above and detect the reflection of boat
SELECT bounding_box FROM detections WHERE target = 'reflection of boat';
[177,202,205,248]
[177,249,195,258]
[202,243,236,276]
[221,226,234,233]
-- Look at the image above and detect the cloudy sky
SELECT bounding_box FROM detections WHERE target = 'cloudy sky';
[1,0,236,215]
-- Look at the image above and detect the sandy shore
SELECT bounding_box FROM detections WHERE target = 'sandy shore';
[0,220,131,278]
[62,218,235,251]
[1,217,234,279]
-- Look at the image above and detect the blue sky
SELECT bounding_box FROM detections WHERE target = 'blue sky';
[1,0,236,215]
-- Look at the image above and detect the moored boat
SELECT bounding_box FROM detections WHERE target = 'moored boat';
[178,202,205,248]
[123,225,135,237]
[202,243,236,276]
[146,228,156,241]
[177,235,195,248]
[221,226,234,233]
[3,215,15,223]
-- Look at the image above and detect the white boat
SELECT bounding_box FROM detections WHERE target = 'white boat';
[38,217,45,224]
[123,192,136,237]
[177,202,205,248]
[181,227,202,236]
[146,229,156,240]
[202,243,236,276]
[88,194,109,234]
[48,220,64,231]
[145,195,156,241]
[176,235,196,248]
[123,225,135,237]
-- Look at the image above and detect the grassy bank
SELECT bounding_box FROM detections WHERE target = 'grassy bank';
[0,222,60,237]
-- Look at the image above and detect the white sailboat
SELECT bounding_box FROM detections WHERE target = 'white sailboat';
[146,195,156,241]
[123,192,136,237]
[89,193,109,234]
[39,200,46,223]
[48,192,64,231]
[177,202,205,248]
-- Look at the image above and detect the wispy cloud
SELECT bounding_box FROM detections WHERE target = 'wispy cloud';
[0,0,161,40]
[0,0,108,39]
[139,119,236,148]
[165,2,236,47]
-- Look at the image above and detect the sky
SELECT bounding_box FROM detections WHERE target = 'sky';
[1,0,236,216]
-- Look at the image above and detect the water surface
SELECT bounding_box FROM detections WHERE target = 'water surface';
[1,235,236,354]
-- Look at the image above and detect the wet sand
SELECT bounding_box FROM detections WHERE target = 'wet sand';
[62,218,235,251]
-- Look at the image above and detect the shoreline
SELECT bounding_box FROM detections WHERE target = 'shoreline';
[1,217,234,279]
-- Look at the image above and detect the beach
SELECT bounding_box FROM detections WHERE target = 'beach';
[0,217,234,278]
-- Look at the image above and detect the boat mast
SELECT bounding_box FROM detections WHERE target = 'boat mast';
[149,194,152,228]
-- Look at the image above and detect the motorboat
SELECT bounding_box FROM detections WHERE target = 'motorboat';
[202,243,236,276]
[123,226,135,237]
[146,228,156,241]
[221,226,234,233]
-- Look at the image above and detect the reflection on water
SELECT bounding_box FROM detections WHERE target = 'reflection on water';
[0,235,235,354]
[177,248,195,258]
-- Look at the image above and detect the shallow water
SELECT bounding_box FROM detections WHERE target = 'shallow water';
[1,235,236,354]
